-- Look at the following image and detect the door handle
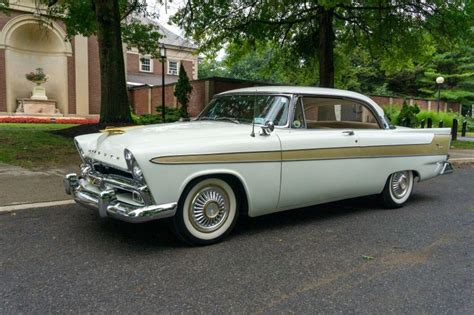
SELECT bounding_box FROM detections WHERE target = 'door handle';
[342,130,355,136]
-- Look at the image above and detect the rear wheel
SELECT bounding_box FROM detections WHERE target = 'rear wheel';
[380,171,414,208]
[171,178,239,245]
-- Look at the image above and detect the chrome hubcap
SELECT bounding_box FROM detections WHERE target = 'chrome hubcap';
[391,171,410,199]
[190,186,229,233]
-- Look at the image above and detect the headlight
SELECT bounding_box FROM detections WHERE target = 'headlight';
[124,150,133,162]
[132,161,144,181]
[124,149,145,182]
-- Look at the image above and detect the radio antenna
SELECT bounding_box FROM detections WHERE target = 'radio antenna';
[250,91,256,137]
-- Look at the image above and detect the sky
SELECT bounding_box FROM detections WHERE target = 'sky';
[147,0,183,35]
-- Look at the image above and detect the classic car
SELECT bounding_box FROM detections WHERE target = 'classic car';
[64,86,453,245]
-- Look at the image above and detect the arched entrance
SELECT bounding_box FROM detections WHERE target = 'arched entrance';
[0,15,72,114]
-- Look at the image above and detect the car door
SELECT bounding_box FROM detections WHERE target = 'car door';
[276,96,364,210]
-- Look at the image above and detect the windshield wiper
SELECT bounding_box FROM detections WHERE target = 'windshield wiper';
[214,117,240,124]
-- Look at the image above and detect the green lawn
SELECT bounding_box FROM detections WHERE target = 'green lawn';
[450,139,474,150]
[0,123,81,169]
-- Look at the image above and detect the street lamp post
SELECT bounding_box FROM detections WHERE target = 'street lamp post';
[436,76,444,113]
[160,43,167,122]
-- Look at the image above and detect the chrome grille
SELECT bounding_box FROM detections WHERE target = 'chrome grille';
[92,163,133,179]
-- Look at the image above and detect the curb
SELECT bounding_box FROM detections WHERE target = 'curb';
[449,158,474,167]
[0,200,75,213]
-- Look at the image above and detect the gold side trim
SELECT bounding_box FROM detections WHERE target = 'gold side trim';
[152,151,281,164]
[283,135,450,161]
[100,125,143,134]
[151,135,450,164]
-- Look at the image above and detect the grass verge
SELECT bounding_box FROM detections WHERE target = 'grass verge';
[451,140,474,150]
[0,123,81,169]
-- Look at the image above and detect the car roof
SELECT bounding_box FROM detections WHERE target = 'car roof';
[217,86,385,117]
[218,85,384,117]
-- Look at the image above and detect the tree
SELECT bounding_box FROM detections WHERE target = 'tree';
[174,64,193,118]
[174,0,472,88]
[417,46,474,105]
[39,0,163,123]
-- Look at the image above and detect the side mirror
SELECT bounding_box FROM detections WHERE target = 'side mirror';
[260,121,275,136]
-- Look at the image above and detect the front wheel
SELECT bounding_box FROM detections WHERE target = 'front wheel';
[171,178,239,245]
[380,171,414,208]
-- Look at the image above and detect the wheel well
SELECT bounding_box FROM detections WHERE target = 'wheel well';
[387,170,420,182]
[181,174,249,217]
[411,170,420,182]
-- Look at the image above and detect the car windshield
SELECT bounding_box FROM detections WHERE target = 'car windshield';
[197,94,290,125]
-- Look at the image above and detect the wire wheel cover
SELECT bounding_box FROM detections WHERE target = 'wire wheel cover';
[189,186,230,233]
[391,171,411,199]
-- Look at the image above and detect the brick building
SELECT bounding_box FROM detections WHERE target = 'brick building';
[0,0,198,117]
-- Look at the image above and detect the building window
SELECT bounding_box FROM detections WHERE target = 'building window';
[168,60,179,75]
[139,56,153,72]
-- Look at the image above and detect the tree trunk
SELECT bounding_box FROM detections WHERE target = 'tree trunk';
[318,8,335,88]
[93,0,132,123]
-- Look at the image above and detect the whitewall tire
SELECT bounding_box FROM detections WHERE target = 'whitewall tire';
[381,171,414,208]
[171,177,239,245]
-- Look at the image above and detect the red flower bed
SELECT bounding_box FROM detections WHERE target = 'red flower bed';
[0,116,99,124]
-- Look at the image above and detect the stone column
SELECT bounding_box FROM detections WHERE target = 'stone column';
[75,35,89,115]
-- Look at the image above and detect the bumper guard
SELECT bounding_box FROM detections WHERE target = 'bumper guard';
[439,161,454,175]
[64,166,176,223]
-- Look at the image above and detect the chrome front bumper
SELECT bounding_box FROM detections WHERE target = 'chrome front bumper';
[64,165,176,223]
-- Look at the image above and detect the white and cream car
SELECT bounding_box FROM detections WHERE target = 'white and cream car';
[64,86,453,245]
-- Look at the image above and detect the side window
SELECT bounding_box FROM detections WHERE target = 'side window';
[301,97,380,129]
[292,98,306,128]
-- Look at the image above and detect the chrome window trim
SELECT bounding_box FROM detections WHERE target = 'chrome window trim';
[291,94,388,130]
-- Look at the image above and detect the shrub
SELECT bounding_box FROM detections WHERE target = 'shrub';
[132,107,182,125]
[383,105,400,125]
[174,64,193,118]
[133,114,162,125]
[156,107,181,122]
[416,111,465,130]
[398,101,420,127]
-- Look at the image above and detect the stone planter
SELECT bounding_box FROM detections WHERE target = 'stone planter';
[15,98,62,116]
[30,80,48,100]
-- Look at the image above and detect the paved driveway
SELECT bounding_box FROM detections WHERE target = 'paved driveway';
[1,168,473,314]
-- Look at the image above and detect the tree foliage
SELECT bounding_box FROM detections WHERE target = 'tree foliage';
[201,30,474,106]
[174,64,193,118]
[174,0,472,88]
[417,46,474,104]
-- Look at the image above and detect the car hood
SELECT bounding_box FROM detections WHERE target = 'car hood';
[75,121,272,170]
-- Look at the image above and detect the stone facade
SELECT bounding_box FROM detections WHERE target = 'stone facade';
[0,0,198,117]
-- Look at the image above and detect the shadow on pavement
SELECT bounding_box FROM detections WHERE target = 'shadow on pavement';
[76,193,434,248]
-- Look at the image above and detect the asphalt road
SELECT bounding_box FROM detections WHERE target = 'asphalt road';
[1,168,473,314]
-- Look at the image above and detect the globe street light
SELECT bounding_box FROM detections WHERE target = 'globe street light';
[436,76,444,113]
[160,43,167,122]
